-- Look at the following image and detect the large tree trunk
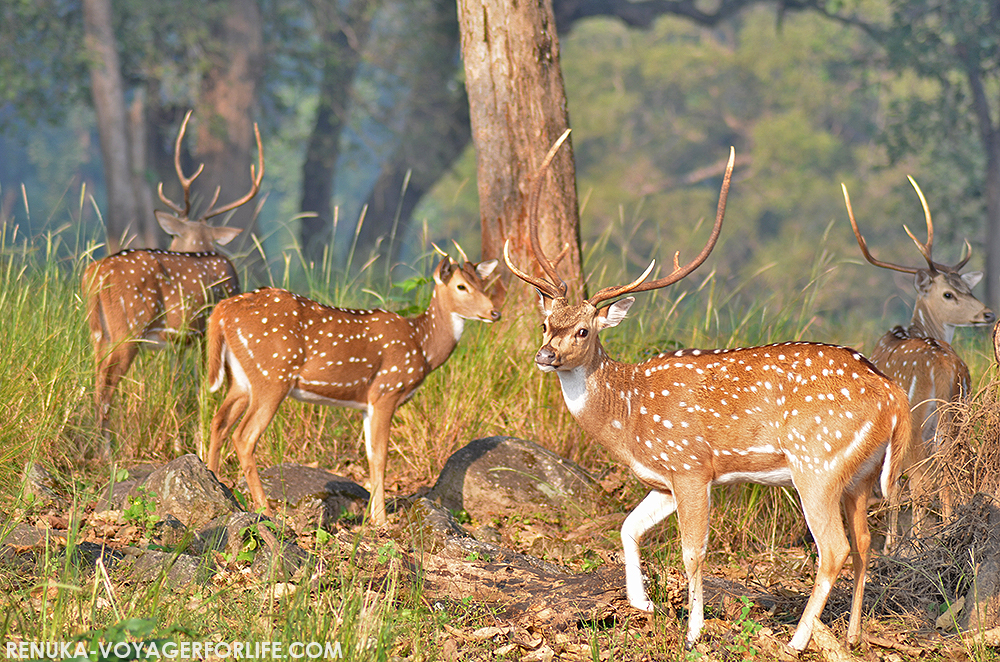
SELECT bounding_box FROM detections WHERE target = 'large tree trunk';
[299,0,374,266]
[193,0,264,277]
[82,0,141,254]
[457,0,585,311]
[353,0,471,268]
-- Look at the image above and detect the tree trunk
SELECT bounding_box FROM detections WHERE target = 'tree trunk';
[964,62,1000,310]
[82,0,140,254]
[354,0,471,269]
[457,0,585,311]
[127,90,158,247]
[299,0,374,266]
[194,0,264,276]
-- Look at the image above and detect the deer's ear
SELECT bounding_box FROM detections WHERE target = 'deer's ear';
[914,270,934,295]
[962,271,984,289]
[477,259,498,280]
[156,210,187,236]
[211,226,242,246]
[599,297,635,330]
[536,290,554,316]
[434,257,455,284]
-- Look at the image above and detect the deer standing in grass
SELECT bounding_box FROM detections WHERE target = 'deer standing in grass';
[205,250,499,524]
[843,179,994,542]
[505,143,911,651]
[83,111,263,452]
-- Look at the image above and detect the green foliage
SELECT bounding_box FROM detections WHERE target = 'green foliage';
[122,488,159,540]
[728,596,763,657]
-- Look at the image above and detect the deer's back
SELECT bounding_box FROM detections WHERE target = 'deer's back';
[870,327,969,446]
[83,249,239,344]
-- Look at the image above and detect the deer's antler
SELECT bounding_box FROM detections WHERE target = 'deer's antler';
[587,147,734,308]
[843,177,971,276]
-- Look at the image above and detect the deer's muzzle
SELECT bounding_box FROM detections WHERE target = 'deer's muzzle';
[535,346,558,370]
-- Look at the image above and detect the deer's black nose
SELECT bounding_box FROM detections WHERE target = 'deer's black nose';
[535,346,557,367]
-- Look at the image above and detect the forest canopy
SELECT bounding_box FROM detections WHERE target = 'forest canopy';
[1,0,996,344]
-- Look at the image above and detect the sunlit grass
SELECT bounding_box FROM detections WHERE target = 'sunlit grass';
[2,185,999,660]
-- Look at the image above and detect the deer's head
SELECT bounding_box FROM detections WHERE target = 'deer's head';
[505,135,735,374]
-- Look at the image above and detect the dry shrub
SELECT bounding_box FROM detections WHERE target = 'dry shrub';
[869,373,1000,619]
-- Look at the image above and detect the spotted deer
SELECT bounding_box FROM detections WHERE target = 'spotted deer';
[843,178,994,542]
[82,110,263,451]
[505,144,911,651]
[204,250,499,524]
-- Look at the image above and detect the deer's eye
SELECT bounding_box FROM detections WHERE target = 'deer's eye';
[541,322,547,333]
[943,291,954,300]
[458,284,468,291]
[576,328,589,338]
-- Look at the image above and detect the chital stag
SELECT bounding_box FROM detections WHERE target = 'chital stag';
[205,250,499,524]
[505,144,911,651]
[843,178,994,540]
[82,110,263,451]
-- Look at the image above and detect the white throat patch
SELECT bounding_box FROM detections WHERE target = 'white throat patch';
[450,312,466,341]
[556,366,588,416]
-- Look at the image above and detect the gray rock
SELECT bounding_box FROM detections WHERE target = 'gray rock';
[128,454,242,530]
[400,497,472,554]
[118,547,211,587]
[427,436,601,524]
[22,463,62,508]
[199,511,308,580]
[236,464,368,532]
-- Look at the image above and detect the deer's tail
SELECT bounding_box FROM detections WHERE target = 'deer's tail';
[206,306,227,393]
[880,386,914,500]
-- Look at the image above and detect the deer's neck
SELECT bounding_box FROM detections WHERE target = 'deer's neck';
[411,294,462,371]
[554,348,634,448]
[910,301,953,344]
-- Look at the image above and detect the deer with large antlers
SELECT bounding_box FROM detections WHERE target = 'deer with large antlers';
[83,110,263,451]
[505,140,911,651]
[843,179,994,542]
[204,248,499,524]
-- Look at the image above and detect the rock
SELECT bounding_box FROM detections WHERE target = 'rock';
[427,436,601,525]
[236,463,368,531]
[400,497,472,553]
[199,511,308,580]
[21,463,63,509]
[128,454,242,530]
[117,547,210,587]
[96,464,159,511]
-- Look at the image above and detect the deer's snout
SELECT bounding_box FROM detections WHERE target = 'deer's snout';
[535,346,557,369]
[983,309,997,325]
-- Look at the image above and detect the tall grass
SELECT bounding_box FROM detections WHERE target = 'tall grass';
[3,189,998,660]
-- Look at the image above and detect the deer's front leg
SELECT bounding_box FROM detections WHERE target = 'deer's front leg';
[364,395,403,526]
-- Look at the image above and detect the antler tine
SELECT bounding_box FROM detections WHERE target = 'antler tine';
[504,129,572,299]
[504,239,562,298]
[905,175,938,271]
[431,242,449,258]
[842,182,919,275]
[202,122,265,221]
[954,239,973,271]
[451,239,469,264]
[527,130,572,297]
[588,147,735,308]
[907,175,973,273]
[157,110,205,216]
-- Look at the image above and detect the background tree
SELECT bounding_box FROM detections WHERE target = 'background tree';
[874,0,1000,308]
[82,0,143,252]
[456,0,584,308]
[298,0,376,265]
